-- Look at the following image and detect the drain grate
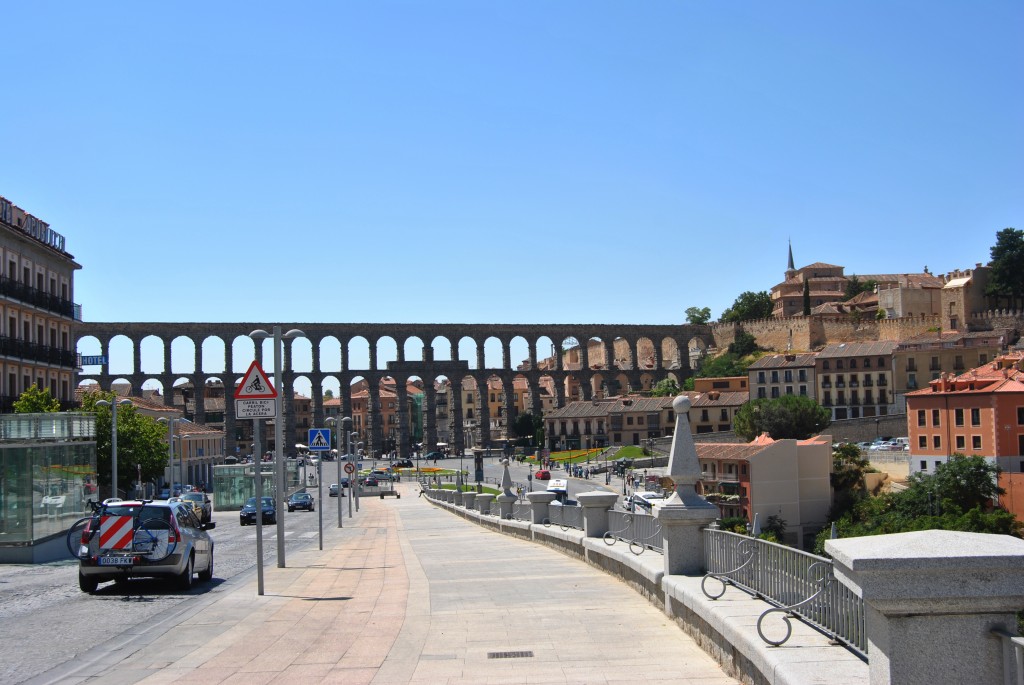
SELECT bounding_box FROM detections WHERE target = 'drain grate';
[487,651,534,659]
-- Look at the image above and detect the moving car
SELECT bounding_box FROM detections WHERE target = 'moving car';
[288,492,315,512]
[180,491,212,524]
[424,451,445,461]
[239,496,277,525]
[74,499,215,593]
[534,469,551,481]
[364,476,379,487]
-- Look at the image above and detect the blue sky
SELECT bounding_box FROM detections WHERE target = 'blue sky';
[3,1,1021,333]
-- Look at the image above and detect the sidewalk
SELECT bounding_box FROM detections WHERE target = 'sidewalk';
[67,484,738,685]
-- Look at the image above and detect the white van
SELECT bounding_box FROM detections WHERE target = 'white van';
[894,437,910,449]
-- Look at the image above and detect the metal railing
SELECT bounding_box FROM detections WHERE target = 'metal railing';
[701,528,867,659]
[0,335,78,367]
[604,510,662,553]
[0,275,80,318]
[546,502,583,530]
[512,501,531,521]
[992,628,1024,685]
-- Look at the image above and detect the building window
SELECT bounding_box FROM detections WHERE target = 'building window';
[933,435,941,449]
[932,409,940,427]
[836,360,844,370]
[955,435,965,450]
[919,435,927,449]
[720,409,728,421]
[980,353,988,365]
[771,371,779,383]
[785,386,793,395]
[757,371,765,383]
[970,408,980,426]
[1018,407,1024,425]
[701,410,709,422]
[798,369,807,382]
[627,416,634,425]
[954,408,964,427]
[920,460,927,470]
[757,387,766,399]
[918,410,926,427]
[784,370,793,382]
[850,359,857,369]
[864,358,872,368]
[972,435,982,450]
[822,360,830,370]
[771,387,780,399]
[800,385,807,396]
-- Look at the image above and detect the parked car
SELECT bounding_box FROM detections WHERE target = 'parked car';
[181,491,212,524]
[74,499,215,593]
[287,492,315,512]
[534,469,551,481]
[626,491,665,513]
[424,451,445,461]
[393,459,414,468]
[239,496,277,525]
[329,483,339,497]
[364,476,379,487]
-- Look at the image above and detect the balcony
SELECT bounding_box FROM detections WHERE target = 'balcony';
[849,380,859,388]
[821,382,831,389]
[863,379,873,387]
[0,335,78,368]
[835,381,846,388]
[0,276,81,320]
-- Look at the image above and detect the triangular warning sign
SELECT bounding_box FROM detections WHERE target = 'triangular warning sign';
[234,360,277,399]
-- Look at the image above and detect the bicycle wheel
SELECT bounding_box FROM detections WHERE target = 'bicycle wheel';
[134,517,178,563]
[66,516,99,558]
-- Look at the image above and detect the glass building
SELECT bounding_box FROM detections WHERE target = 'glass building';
[0,413,96,563]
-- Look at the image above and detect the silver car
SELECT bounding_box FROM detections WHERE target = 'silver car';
[74,500,215,593]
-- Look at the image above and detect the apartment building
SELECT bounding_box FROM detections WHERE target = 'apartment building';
[545,399,616,450]
[905,352,1024,477]
[0,197,81,411]
[747,353,816,401]
[696,434,833,549]
[693,376,748,393]
[816,341,896,420]
[893,330,1010,411]
[689,390,747,434]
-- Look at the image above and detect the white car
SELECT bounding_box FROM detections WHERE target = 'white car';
[626,492,665,513]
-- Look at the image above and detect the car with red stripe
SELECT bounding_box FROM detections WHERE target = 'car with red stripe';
[73,500,216,593]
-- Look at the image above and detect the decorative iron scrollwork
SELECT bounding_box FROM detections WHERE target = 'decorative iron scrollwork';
[701,538,758,600]
[756,561,833,647]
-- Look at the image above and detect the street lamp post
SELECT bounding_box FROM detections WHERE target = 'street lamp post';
[157,417,181,496]
[97,398,132,498]
[250,326,305,569]
[326,416,347,528]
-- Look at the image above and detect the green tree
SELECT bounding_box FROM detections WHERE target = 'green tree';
[727,331,760,357]
[681,377,695,391]
[650,378,680,397]
[685,306,712,325]
[986,228,1024,309]
[81,392,175,494]
[802,279,811,315]
[844,275,877,300]
[697,352,749,379]
[721,291,773,322]
[13,385,61,413]
[815,453,1021,554]
[511,412,544,446]
[830,443,873,519]
[733,394,831,441]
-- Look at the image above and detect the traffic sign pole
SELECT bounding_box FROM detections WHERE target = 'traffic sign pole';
[253,420,265,596]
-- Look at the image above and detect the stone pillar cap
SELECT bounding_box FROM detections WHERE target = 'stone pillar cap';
[577,491,619,507]
[526,491,557,503]
[827,530,1024,613]
[475,493,495,501]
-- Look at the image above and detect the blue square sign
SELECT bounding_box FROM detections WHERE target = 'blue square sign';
[308,429,331,451]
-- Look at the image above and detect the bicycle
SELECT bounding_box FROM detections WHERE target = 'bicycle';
[66,500,178,564]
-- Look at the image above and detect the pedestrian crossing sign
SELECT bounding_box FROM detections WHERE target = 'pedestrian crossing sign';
[308,428,331,451]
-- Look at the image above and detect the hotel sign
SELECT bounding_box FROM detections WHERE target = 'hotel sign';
[0,196,67,252]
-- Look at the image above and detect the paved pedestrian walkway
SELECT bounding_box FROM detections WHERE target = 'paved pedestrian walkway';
[62,484,737,685]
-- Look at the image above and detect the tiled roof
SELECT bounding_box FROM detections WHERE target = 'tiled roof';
[844,291,878,306]
[817,341,897,358]
[907,353,1024,396]
[616,397,675,413]
[897,329,1010,349]
[748,353,817,369]
[545,400,617,419]
[801,262,843,269]
[695,442,766,462]
[691,391,748,407]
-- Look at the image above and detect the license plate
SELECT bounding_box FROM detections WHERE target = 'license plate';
[99,556,134,566]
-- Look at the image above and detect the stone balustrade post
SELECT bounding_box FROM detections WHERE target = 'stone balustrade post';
[526,491,556,524]
[496,494,516,519]
[827,530,1024,685]
[475,493,495,514]
[577,491,619,537]
[461,491,477,509]
[657,396,720,575]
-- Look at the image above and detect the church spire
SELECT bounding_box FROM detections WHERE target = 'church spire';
[787,238,795,271]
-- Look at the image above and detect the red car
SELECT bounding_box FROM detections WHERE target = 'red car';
[534,469,551,481]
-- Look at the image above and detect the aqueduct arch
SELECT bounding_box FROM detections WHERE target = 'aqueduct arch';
[76,322,712,459]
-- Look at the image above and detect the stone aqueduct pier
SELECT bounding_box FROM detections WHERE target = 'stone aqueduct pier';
[76,322,713,459]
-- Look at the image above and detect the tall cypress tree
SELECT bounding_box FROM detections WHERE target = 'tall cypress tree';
[802,278,811,315]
